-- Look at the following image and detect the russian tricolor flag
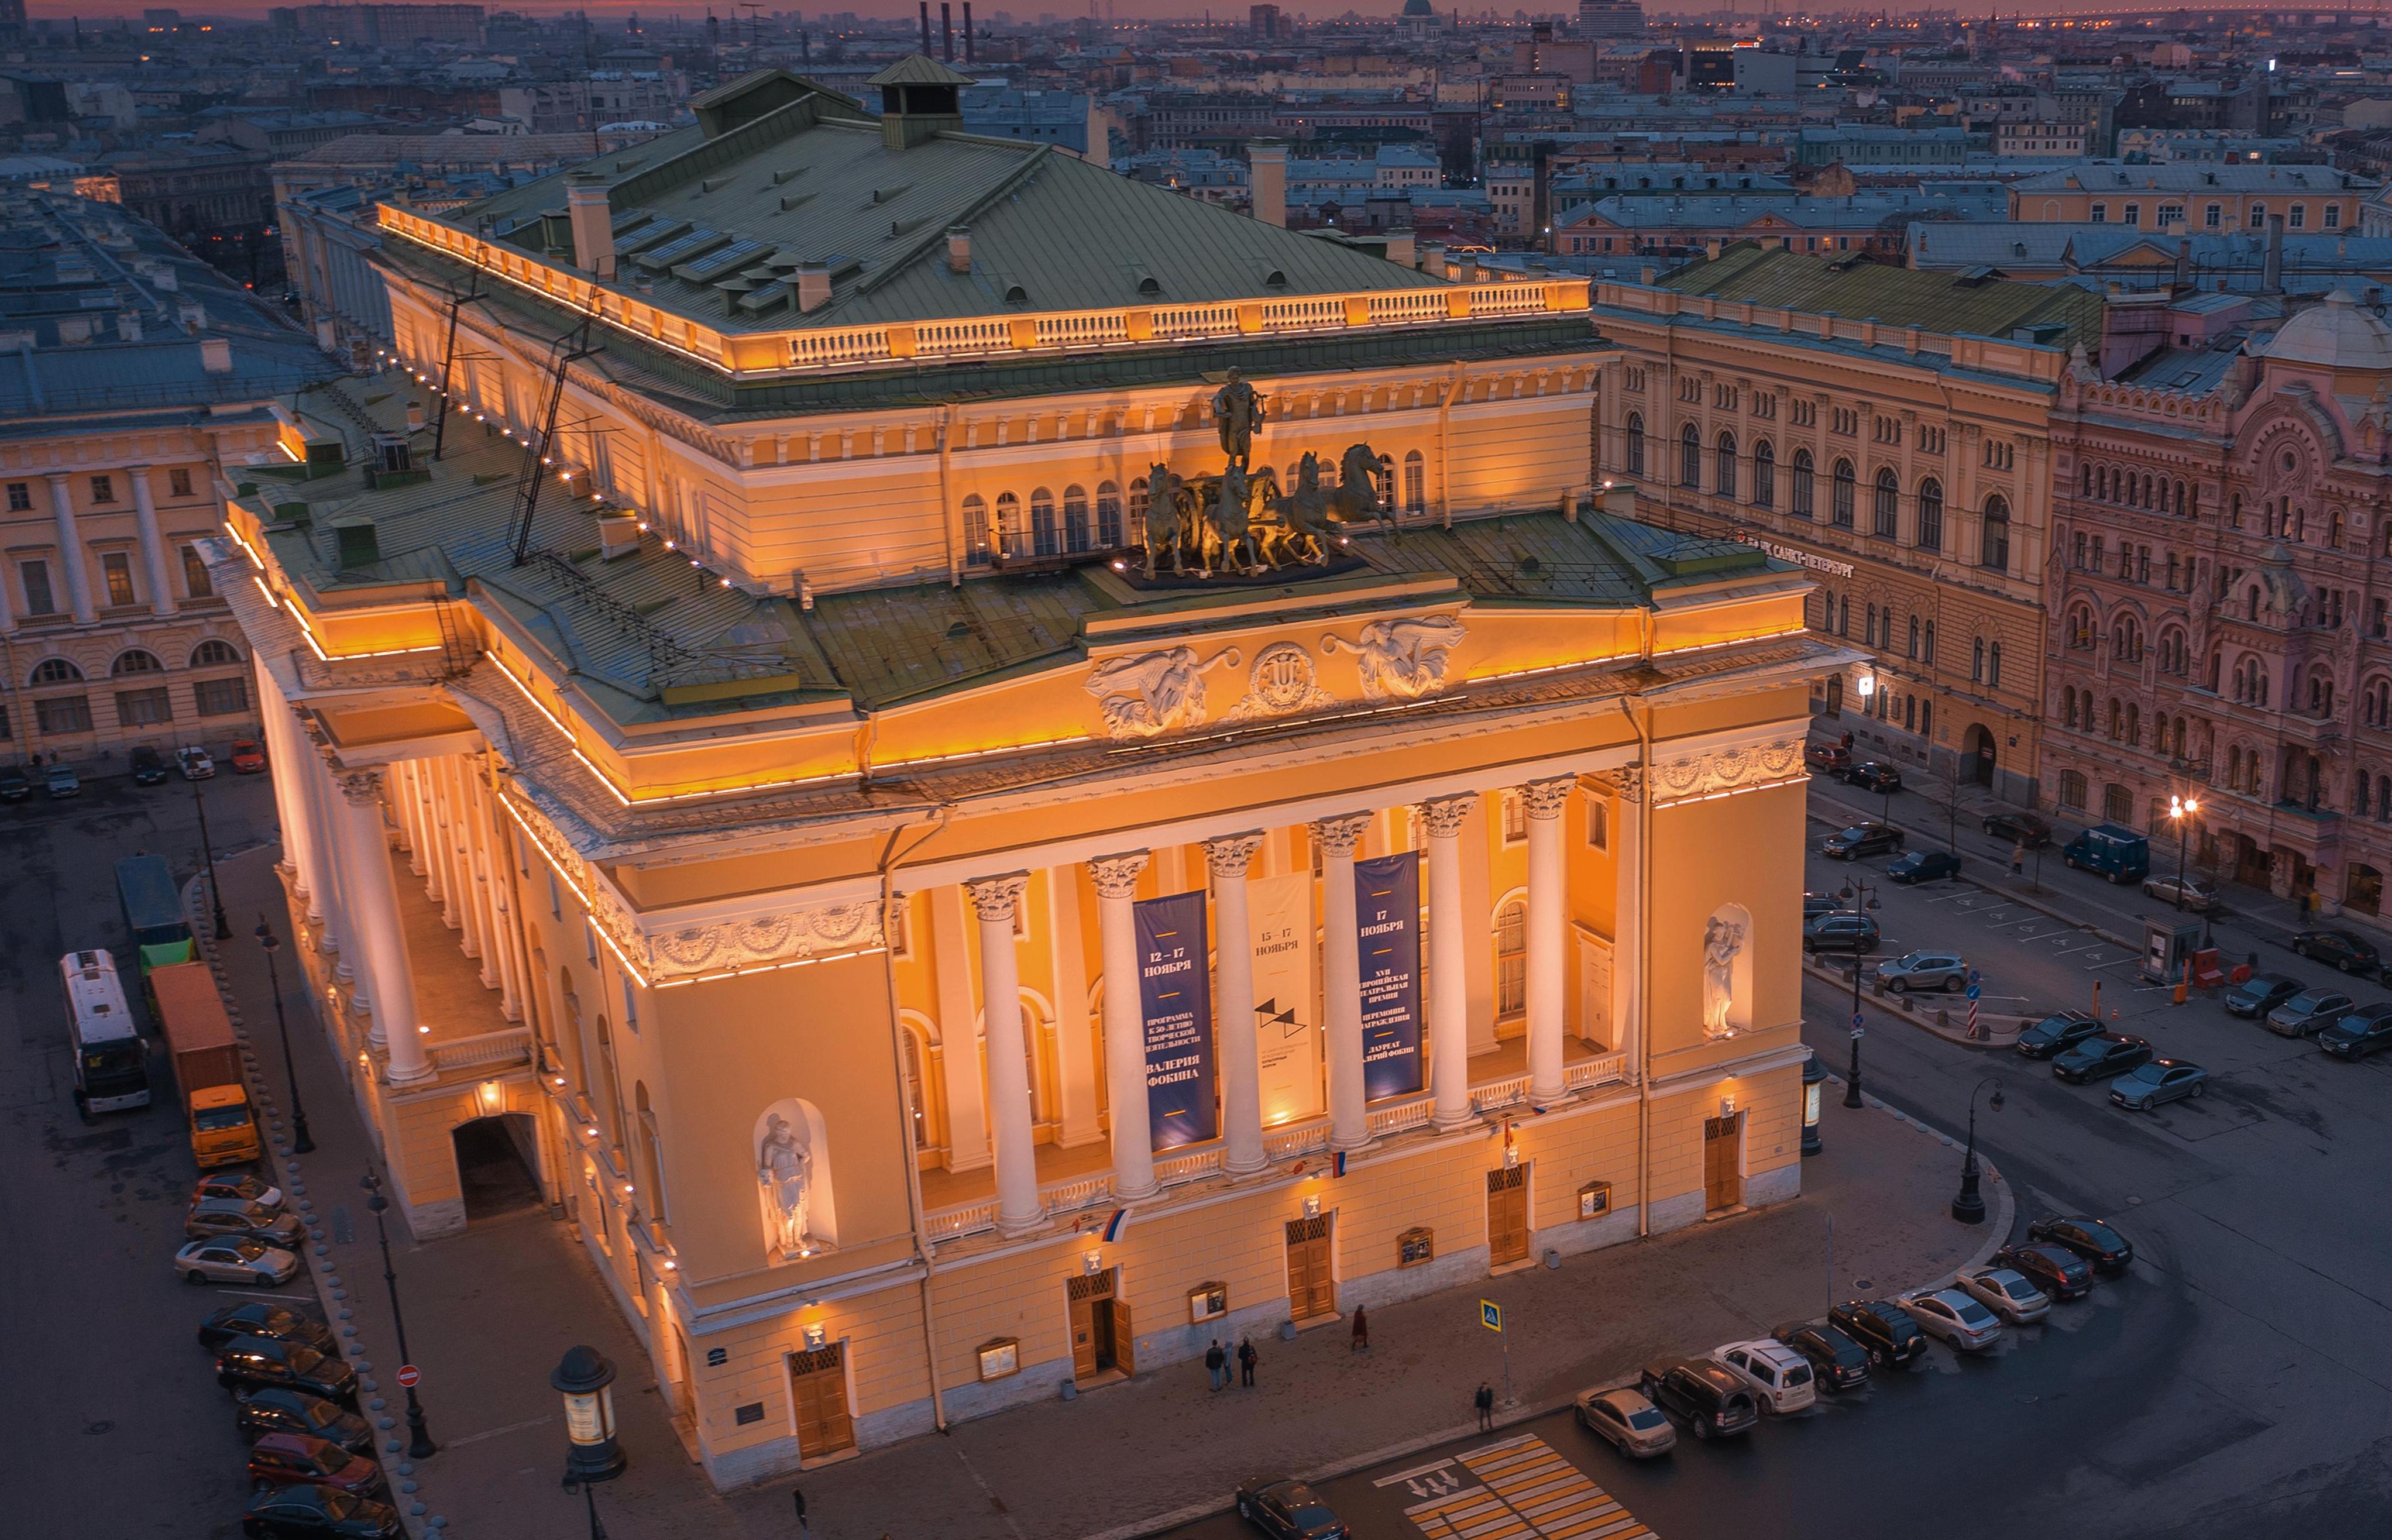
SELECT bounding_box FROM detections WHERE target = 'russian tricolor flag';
[1101,1207,1130,1243]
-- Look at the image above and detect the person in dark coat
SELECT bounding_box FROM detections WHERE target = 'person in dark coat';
[1238,1336,1257,1387]
[1474,1382,1495,1432]
[1205,1338,1226,1391]
[1350,1305,1369,1352]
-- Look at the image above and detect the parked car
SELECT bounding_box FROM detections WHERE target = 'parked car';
[1842,761,1903,793]
[2015,1010,2101,1060]
[2266,989,2355,1039]
[45,765,80,799]
[236,1388,375,1455]
[2027,1215,2136,1276]
[1803,891,1842,920]
[1982,811,2051,847]
[2224,972,2306,1019]
[1711,1339,1816,1414]
[2110,1059,2209,1111]
[1820,823,1904,860]
[129,744,170,786]
[177,1237,300,1287]
[1991,1243,2095,1301]
[2292,929,2380,976]
[1805,742,1852,774]
[1769,1319,1871,1391]
[0,765,28,802]
[1637,1356,1758,1439]
[1826,1300,1926,1367]
[178,744,215,779]
[2061,823,2150,883]
[1232,1477,1348,1539]
[195,1172,285,1210]
[1955,1266,2051,1325]
[1803,912,1881,955]
[1902,1288,2004,1352]
[2051,1033,2154,1084]
[186,1196,306,1249]
[230,738,269,774]
[248,1432,387,1498]
[216,1336,358,1405]
[200,1302,336,1357]
[1573,1386,1676,1458]
[1875,950,1967,994]
[240,1484,400,1539]
[1886,849,1963,885]
[2141,874,2217,912]
[2317,1003,2392,1061]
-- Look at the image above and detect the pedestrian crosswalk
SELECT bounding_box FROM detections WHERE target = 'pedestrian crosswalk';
[1403,1434,1656,1540]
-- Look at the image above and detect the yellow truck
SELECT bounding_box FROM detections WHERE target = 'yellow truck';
[152,961,260,1169]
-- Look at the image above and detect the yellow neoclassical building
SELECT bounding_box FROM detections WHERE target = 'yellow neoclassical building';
[218,64,1841,1489]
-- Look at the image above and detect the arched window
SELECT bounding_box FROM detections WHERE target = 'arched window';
[634,1082,668,1225]
[2068,608,2094,650]
[1403,449,1425,513]
[2125,703,2140,744]
[1873,467,1899,537]
[1128,477,1149,536]
[1625,412,1646,476]
[961,494,991,565]
[2113,616,2143,662]
[1981,495,2012,571]
[2312,672,2335,717]
[1923,621,1936,665]
[1972,639,1986,683]
[1916,478,1943,550]
[1061,484,1091,554]
[1752,440,1775,507]
[1907,616,1920,659]
[1494,896,1527,1017]
[1987,642,2002,687]
[1831,459,1856,528]
[992,491,1021,559]
[1790,449,1815,518]
[111,649,163,675]
[1715,431,1738,497]
[2081,463,2094,497]
[30,657,81,685]
[191,639,242,667]
[1095,481,1123,547]
[1030,487,1058,557]
[594,1013,626,1150]
[1680,423,1702,487]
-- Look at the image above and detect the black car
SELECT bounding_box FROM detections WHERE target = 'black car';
[1769,1319,1871,1391]
[1820,823,1904,860]
[201,1301,337,1357]
[2291,929,2380,977]
[1982,811,2051,848]
[0,765,28,802]
[2317,1002,2392,1061]
[2014,1010,2101,1060]
[1803,891,1843,919]
[1991,1242,2094,1301]
[1842,761,1903,793]
[217,1336,359,1407]
[2223,971,2305,1019]
[1637,1356,1758,1439]
[1826,1300,1926,1366]
[1233,1477,1348,1539]
[2051,1032,2154,1084]
[129,744,170,786]
[242,1484,400,1539]
[1803,912,1881,955]
[236,1388,376,1455]
[1886,849,1962,884]
[2027,1215,2135,1275]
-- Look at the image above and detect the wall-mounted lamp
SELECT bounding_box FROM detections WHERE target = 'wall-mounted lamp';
[476,1080,503,1115]
[1855,673,1877,699]
[1302,1195,1322,1219]
[802,1322,828,1349]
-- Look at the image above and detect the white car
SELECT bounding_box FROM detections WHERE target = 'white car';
[177,745,215,780]
[1710,1339,1817,1414]
[1903,1287,2004,1352]
[1955,1266,2051,1325]
[176,1235,299,1286]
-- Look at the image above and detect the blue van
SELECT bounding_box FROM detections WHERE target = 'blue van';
[2061,822,2150,884]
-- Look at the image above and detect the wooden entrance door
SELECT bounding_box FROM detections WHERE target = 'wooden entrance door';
[1284,1216,1334,1319]
[1703,1113,1744,1213]
[788,1344,854,1460]
[1486,1165,1529,1265]
[1068,1270,1119,1380]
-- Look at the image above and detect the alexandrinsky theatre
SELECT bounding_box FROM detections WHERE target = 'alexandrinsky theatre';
[217,61,1842,1487]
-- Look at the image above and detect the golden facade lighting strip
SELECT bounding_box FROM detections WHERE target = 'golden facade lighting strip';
[651,943,888,991]
[1650,625,1812,661]
[493,793,654,988]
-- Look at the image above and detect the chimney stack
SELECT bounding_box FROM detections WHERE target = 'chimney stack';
[946,225,971,274]
[2264,213,2284,295]
[796,262,834,313]
[919,0,930,51]
[200,336,232,374]
[963,2,974,62]
[941,1,953,59]
[565,171,616,280]
[1247,139,1288,229]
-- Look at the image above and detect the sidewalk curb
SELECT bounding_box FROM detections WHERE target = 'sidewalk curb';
[1802,956,2026,1049]
[1821,1070,2017,1288]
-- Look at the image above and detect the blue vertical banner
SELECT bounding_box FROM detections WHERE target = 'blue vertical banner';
[1135,890,1218,1150]
[1355,852,1424,1101]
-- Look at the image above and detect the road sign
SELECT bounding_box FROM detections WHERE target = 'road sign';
[1968,968,1982,987]
[1965,983,1982,1001]
[1850,1025,1865,1041]
[395,1364,421,1388]
[1851,1012,1865,1030]
[1480,1300,1502,1332]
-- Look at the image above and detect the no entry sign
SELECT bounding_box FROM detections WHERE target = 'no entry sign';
[395,1364,421,1388]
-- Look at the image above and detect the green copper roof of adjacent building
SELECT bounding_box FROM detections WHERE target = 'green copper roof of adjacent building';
[1652,242,2104,353]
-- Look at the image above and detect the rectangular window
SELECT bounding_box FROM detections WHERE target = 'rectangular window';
[181,545,214,599]
[102,552,136,607]
[2091,202,2107,222]
[1501,793,1526,844]
[169,468,194,497]
[621,972,638,1033]
[548,868,562,920]
[2205,203,2222,228]
[20,561,54,617]
[584,920,599,965]
[2123,203,2140,226]
[194,676,248,716]
[36,696,91,735]
[1586,802,1609,851]
[115,686,172,726]
[2326,204,2342,230]
[4,482,27,512]
[88,475,116,505]
[2159,204,2183,227]
[2289,204,2307,230]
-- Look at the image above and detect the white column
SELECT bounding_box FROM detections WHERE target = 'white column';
[1612,769,1646,1075]
[413,762,444,899]
[1090,851,1156,1199]
[1523,777,1574,1108]
[1042,868,1102,1147]
[1314,812,1373,1152]
[398,761,429,875]
[1204,833,1268,1176]
[335,769,432,1084]
[928,887,990,1171]
[480,769,533,1023]
[469,762,524,1018]
[966,873,1042,1235]
[255,663,312,894]
[308,747,370,1019]
[434,758,466,934]
[44,474,96,624]
[458,758,500,985]
[127,466,175,619]
[1421,795,1475,1132]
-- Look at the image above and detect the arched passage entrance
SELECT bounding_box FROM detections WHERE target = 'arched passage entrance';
[1963,723,1997,788]
[451,1112,544,1223]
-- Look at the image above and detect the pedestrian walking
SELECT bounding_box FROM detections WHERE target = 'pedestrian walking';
[1350,1305,1369,1352]
[793,1488,810,1538]
[1238,1336,1257,1387]
[1473,1382,1494,1432]
[2010,838,2025,877]
[1205,1338,1226,1391]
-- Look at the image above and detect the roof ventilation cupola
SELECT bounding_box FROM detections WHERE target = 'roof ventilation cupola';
[867,54,972,152]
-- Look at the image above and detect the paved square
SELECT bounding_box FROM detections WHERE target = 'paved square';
[1399,1435,1657,1540]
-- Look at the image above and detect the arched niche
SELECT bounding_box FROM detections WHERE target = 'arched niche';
[754,1097,837,1259]
[1701,903,1753,1041]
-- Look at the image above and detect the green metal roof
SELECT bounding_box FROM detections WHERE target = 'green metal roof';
[1653,242,2103,353]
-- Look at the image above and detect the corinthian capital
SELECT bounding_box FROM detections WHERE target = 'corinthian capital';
[965,872,1032,923]
[335,769,387,807]
[1309,812,1373,859]
[1202,831,1266,879]
[1520,777,1574,821]
[1088,851,1150,900]
[1416,795,1475,840]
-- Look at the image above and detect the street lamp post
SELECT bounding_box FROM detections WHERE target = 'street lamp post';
[255,917,314,1155]
[191,765,232,941]
[1837,876,1881,1109]
[2168,794,2200,911]
[361,1170,437,1459]
[1950,1077,2005,1223]
[555,1344,626,1540]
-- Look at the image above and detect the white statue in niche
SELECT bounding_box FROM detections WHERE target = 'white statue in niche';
[1702,916,1747,1040]
[757,1112,814,1254]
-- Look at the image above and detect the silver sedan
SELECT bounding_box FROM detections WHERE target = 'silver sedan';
[1875,951,1968,994]
[1955,1266,2050,1325]
[1573,1387,1677,1458]
[176,1236,300,1287]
